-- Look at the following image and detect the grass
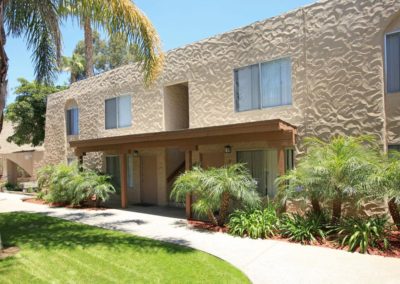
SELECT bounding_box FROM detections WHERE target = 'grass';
[0,212,249,284]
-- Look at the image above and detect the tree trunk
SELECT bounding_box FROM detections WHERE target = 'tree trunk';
[0,1,8,134]
[311,197,322,215]
[207,210,218,226]
[217,191,230,226]
[331,194,342,224]
[83,16,94,78]
[388,198,400,231]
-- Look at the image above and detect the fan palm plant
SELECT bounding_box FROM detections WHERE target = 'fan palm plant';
[277,135,381,224]
[60,0,163,83]
[171,164,261,226]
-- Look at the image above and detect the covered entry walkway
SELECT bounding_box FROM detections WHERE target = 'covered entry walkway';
[70,119,297,216]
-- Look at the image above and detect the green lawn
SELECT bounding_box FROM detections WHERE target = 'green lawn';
[0,213,249,284]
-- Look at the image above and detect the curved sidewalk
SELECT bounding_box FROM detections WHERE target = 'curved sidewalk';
[1,192,399,284]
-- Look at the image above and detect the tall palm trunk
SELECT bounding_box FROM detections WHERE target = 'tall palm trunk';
[83,16,94,78]
[331,193,342,224]
[218,191,230,226]
[0,1,8,134]
[388,198,400,231]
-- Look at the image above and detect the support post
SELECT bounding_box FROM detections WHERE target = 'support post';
[278,147,285,176]
[277,147,286,213]
[120,153,128,209]
[185,150,192,219]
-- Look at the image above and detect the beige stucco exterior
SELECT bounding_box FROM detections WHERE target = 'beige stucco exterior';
[43,0,400,208]
[0,122,44,183]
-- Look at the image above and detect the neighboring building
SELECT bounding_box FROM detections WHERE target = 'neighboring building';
[0,122,44,184]
[43,0,400,214]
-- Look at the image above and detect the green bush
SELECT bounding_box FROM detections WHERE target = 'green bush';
[37,163,115,206]
[329,216,390,253]
[280,212,328,244]
[228,205,279,239]
[4,182,21,191]
[171,164,260,226]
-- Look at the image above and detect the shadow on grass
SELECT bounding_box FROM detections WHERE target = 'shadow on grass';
[0,212,192,255]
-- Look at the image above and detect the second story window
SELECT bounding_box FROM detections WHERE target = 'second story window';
[66,107,79,135]
[105,95,132,129]
[386,32,400,93]
[235,58,292,111]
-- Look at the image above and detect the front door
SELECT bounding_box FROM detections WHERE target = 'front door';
[140,156,158,205]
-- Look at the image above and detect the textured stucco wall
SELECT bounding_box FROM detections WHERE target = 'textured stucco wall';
[44,0,400,166]
[164,84,189,131]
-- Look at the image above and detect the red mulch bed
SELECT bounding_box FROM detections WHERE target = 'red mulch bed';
[188,219,228,233]
[22,198,108,211]
[189,220,400,258]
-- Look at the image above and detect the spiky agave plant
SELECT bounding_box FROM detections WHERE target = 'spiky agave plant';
[171,164,261,226]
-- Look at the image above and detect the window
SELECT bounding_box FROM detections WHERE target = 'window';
[237,150,278,197]
[67,157,76,165]
[285,149,295,171]
[235,58,292,111]
[66,108,79,135]
[388,145,400,158]
[386,32,400,93]
[106,156,121,190]
[105,95,132,129]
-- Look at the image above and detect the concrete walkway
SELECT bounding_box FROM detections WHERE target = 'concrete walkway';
[0,192,399,284]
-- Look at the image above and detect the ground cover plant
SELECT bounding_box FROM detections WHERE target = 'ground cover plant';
[228,205,279,239]
[279,212,328,244]
[329,216,390,253]
[0,212,249,284]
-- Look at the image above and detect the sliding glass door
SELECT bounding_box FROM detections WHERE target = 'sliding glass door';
[237,150,278,197]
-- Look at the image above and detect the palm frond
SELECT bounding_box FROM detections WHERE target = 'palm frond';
[5,0,62,84]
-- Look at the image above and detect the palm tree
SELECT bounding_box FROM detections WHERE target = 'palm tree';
[370,151,400,230]
[171,164,261,226]
[277,135,380,224]
[60,53,85,83]
[0,0,62,133]
[61,0,163,83]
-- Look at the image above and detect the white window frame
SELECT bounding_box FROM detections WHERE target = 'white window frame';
[385,29,400,94]
[105,94,132,129]
[234,57,292,112]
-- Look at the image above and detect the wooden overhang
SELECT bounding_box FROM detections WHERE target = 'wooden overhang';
[70,119,297,155]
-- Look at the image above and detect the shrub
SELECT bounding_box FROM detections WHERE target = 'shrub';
[329,216,390,253]
[4,182,21,191]
[37,163,115,206]
[228,205,279,239]
[171,164,261,226]
[276,135,381,223]
[280,212,328,244]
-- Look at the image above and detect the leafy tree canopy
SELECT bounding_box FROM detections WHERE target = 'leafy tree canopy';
[5,78,67,146]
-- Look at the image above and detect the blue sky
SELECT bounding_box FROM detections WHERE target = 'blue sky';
[5,0,315,105]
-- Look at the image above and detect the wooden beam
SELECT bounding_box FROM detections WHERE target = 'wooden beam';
[120,153,128,208]
[185,150,192,219]
[277,147,285,176]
